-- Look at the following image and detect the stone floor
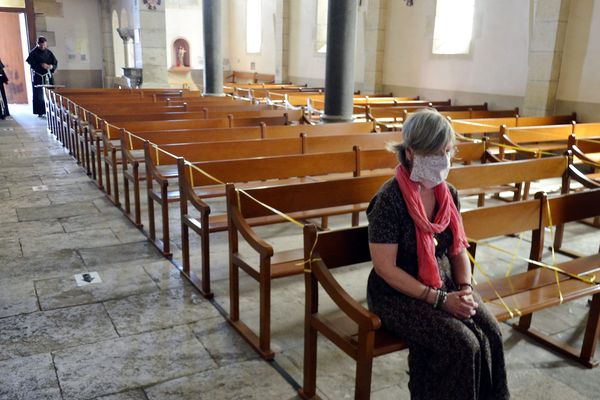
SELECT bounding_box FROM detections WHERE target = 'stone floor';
[1,105,599,399]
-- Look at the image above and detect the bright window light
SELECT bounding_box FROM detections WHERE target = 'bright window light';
[432,0,475,55]
[246,0,262,54]
[316,0,328,53]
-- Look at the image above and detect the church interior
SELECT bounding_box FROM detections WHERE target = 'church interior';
[1,0,600,399]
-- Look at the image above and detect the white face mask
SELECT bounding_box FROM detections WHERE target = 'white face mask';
[410,153,450,188]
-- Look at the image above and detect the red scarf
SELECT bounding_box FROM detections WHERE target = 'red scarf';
[395,165,469,288]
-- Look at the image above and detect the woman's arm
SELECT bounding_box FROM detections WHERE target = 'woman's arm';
[371,242,478,318]
[370,242,437,303]
[449,248,472,289]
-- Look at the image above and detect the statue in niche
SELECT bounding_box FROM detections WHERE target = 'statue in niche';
[172,38,190,69]
[177,46,186,67]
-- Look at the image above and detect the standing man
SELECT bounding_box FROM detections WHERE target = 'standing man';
[0,58,9,119]
[26,36,58,117]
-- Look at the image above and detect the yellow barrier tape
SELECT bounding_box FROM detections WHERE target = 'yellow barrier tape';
[471,239,597,285]
[188,164,194,187]
[544,197,563,304]
[488,141,558,157]
[466,251,517,319]
[505,232,524,278]
[302,235,321,274]
[236,189,304,229]
[188,162,225,185]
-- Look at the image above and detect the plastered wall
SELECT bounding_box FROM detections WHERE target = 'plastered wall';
[227,0,275,75]
[42,0,103,87]
[381,0,529,108]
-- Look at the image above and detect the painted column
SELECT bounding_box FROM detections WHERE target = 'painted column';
[203,0,223,96]
[323,0,359,122]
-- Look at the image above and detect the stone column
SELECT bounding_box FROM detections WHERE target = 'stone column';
[274,0,290,83]
[203,0,224,96]
[361,0,387,95]
[139,2,169,87]
[100,0,115,88]
[522,0,571,116]
[322,0,359,123]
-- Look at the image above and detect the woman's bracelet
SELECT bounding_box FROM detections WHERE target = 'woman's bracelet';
[433,289,448,309]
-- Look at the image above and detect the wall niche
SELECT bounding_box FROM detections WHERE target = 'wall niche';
[172,38,190,69]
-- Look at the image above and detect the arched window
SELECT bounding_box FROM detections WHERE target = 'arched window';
[315,0,328,53]
[246,0,262,54]
[432,0,475,55]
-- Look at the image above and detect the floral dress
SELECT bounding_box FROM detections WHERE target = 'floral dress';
[366,178,510,400]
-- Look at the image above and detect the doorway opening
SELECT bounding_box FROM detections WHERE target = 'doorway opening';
[0,11,32,105]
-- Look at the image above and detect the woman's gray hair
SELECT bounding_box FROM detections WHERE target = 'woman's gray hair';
[389,108,455,168]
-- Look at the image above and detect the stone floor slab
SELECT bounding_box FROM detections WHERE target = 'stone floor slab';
[94,390,148,400]
[144,360,297,400]
[104,285,222,336]
[0,236,22,258]
[0,353,61,400]
[0,249,84,281]
[35,264,160,310]
[54,325,216,400]
[20,228,122,257]
[16,200,100,221]
[0,219,64,239]
[79,241,164,267]
[190,316,259,367]
[0,277,38,318]
[0,303,118,361]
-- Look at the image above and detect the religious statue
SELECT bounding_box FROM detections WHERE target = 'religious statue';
[177,46,186,67]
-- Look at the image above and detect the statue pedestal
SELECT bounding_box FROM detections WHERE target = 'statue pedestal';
[168,66,198,90]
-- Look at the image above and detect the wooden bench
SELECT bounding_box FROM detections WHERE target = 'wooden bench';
[465,189,600,368]
[447,155,570,207]
[99,113,304,206]
[120,121,377,227]
[225,70,276,84]
[176,147,398,298]
[225,174,391,359]
[144,132,402,256]
[299,188,600,399]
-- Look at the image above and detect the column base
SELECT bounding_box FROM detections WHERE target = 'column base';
[202,92,227,97]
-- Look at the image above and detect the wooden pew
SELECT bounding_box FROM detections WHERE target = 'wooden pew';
[551,137,600,256]
[176,147,398,298]
[499,123,576,158]
[100,113,304,206]
[299,189,600,399]
[144,132,402,256]
[225,70,276,83]
[466,189,600,368]
[120,121,377,227]
[447,155,570,206]
[225,175,391,359]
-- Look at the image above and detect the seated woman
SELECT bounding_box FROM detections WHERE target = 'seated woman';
[367,109,509,400]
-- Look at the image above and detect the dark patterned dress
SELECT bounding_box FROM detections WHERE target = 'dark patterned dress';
[366,178,510,400]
